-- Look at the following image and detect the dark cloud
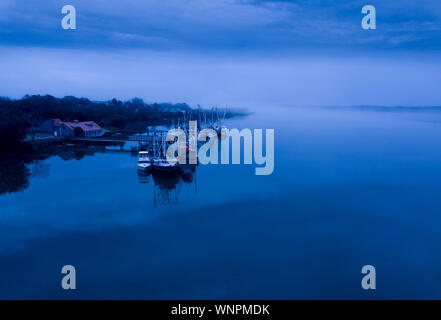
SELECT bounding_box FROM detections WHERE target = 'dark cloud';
[0,0,440,50]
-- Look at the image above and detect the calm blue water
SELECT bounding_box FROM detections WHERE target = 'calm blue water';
[2,106,441,299]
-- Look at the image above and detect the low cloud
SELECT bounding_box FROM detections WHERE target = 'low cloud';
[1,46,440,107]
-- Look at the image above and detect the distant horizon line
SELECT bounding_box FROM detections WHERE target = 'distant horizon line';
[2,94,441,111]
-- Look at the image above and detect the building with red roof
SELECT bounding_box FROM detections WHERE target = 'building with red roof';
[57,120,103,137]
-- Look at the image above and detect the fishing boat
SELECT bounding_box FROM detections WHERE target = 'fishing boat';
[137,151,151,172]
[152,134,180,173]
[152,158,180,173]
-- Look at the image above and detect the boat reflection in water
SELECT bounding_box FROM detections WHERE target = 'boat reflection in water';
[137,169,151,184]
[137,163,197,207]
[180,164,196,184]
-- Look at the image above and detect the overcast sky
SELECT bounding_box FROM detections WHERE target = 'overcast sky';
[0,0,440,107]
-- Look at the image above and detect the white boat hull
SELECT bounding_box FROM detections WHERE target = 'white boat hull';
[137,163,152,171]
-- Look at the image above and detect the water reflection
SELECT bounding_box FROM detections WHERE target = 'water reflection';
[180,164,196,184]
[0,146,102,196]
[0,158,51,196]
[138,164,198,207]
[0,144,198,207]
[4,107,441,299]
[137,169,151,184]
[152,172,180,207]
[0,152,52,195]
[0,158,31,195]
[30,160,51,179]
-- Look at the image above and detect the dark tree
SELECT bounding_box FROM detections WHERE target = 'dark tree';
[0,158,30,195]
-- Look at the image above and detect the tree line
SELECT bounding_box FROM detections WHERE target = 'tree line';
[0,95,193,152]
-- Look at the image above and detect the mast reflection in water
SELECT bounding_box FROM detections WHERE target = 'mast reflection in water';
[138,163,197,207]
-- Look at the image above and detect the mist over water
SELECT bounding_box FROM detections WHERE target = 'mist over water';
[1,106,441,298]
[1,47,441,107]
